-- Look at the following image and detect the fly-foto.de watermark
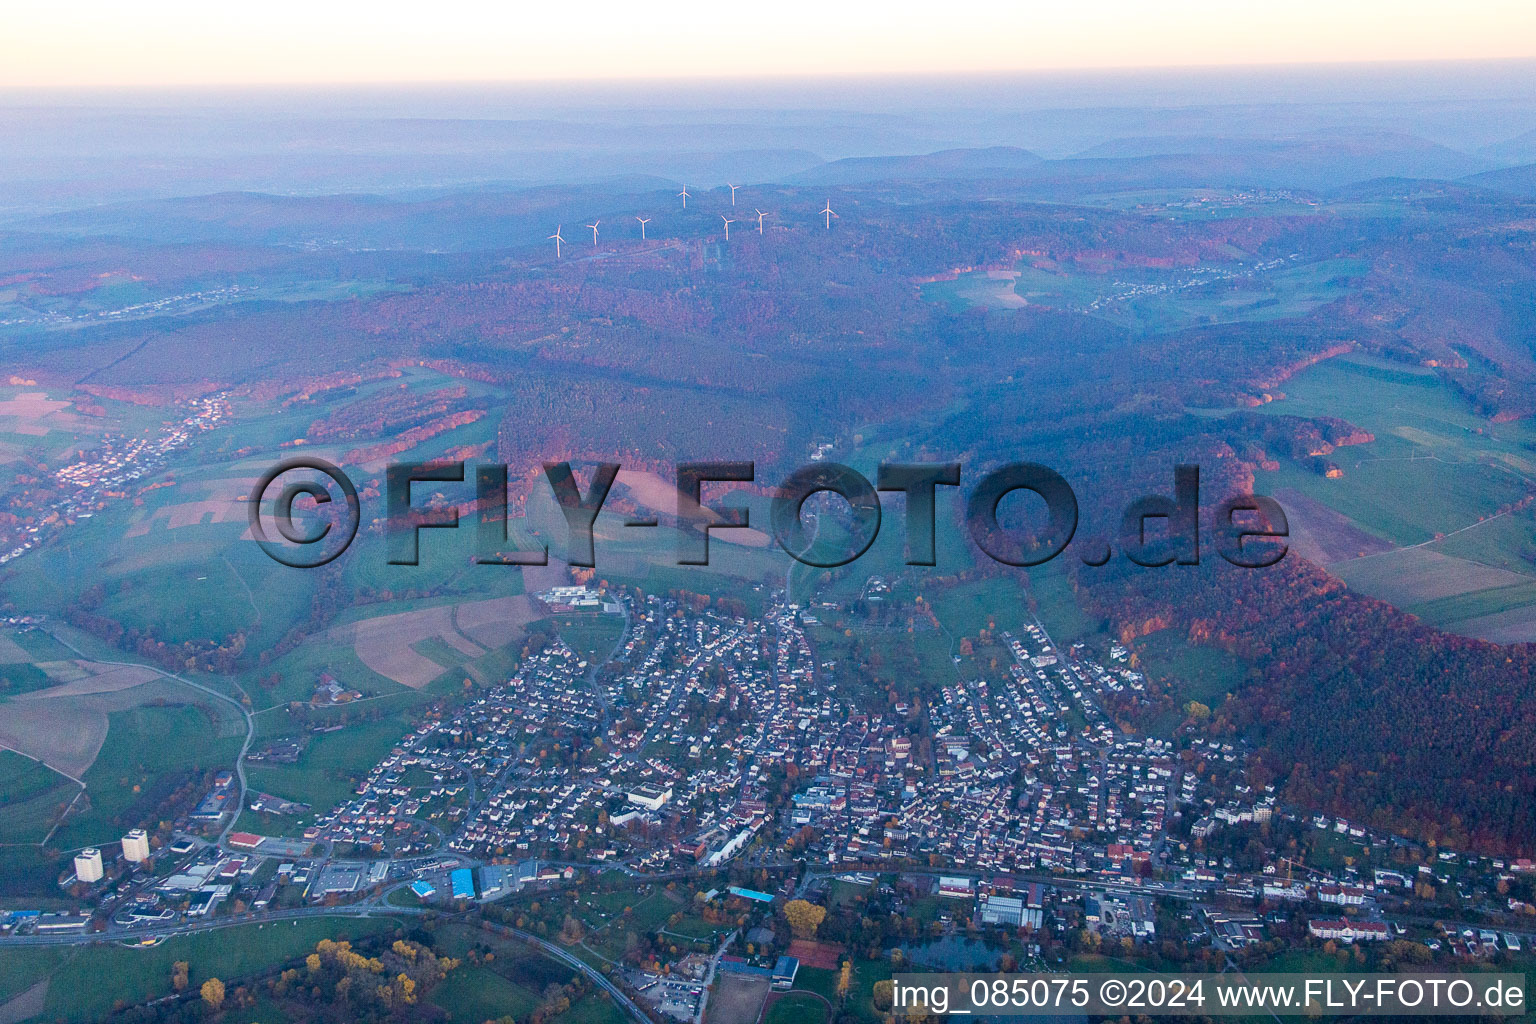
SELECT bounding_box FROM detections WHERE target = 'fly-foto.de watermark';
[248,458,1289,570]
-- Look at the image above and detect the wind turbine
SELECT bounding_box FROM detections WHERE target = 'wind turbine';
[728,183,740,206]
[586,220,600,245]
[548,225,565,258]
[636,216,651,240]
[720,215,735,241]
[754,209,768,234]
[821,200,836,230]
[678,184,690,209]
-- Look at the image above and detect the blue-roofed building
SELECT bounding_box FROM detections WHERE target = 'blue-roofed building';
[450,868,475,901]
[716,957,771,977]
[772,956,799,989]
[480,864,509,898]
[410,880,436,900]
[727,885,775,904]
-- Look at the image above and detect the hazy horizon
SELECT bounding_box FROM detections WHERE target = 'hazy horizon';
[3,60,1536,218]
[7,0,1536,87]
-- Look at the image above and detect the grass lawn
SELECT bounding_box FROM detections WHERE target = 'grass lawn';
[812,958,892,1024]
[0,751,78,844]
[243,637,405,710]
[1250,948,1353,974]
[431,963,540,1023]
[766,991,830,1024]
[1023,561,1104,645]
[246,705,425,826]
[827,879,869,912]
[664,913,732,944]
[41,917,397,1022]
[556,992,628,1024]
[54,703,244,851]
[931,577,1032,636]
[1252,354,1536,547]
[0,947,67,1003]
[1133,627,1255,733]
[551,614,625,665]
[0,662,60,697]
[793,965,838,1001]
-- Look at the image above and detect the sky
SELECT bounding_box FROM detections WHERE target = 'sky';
[6,0,1536,88]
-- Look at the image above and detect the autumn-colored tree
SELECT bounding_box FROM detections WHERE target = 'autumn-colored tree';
[783,899,826,939]
[558,915,586,945]
[201,978,225,1010]
[836,961,852,1002]
[171,962,189,992]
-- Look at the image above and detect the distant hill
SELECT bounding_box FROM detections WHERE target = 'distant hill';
[1462,161,1536,198]
[1479,128,1536,166]
[1069,130,1489,187]
[788,147,1043,185]
[786,133,1490,194]
[8,178,691,250]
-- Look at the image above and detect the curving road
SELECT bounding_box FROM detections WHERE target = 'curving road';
[478,921,653,1023]
[44,626,257,848]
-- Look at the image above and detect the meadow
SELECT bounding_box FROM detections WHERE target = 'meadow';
[0,750,79,845]
[24,916,397,1023]
[427,920,626,1024]
[245,689,445,827]
[923,256,1364,334]
[52,702,244,852]
[1247,353,1536,640]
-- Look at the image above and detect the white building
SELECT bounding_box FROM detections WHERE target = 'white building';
[1308,918,1388,942]
[627,785,673,811]
[74,848,104,883]
[1317,884,1367,906]
[122,829,151,863]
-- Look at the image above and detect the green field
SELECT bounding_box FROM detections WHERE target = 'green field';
[797,958,892,1024]
[0,750,78,844]
[1253,355,1536,547]
[930,577,1031,636]
[549,614,625,665]
[2,366,552,671]
[431,963,541,1023]
[1022,560,1105,645]
[246,701,431,827]
[1247,353,1536,638]
[924,257,1364,334]
[560,992,628,1024]
[0,749,72,806]
[766,990,830,1024]
[0,661,59,697]
[54,703,244,851]
[0,946,67,1004]
[15,916,397,1023]
[245,635,405,710]
[1133,627,1253,730]
[427,921,626,1024]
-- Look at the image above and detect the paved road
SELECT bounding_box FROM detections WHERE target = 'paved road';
[46,626,257,848]
[0,905,425,948]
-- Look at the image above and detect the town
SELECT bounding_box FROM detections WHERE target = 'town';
[0,394,230,565]
[10,576,1536,1022]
